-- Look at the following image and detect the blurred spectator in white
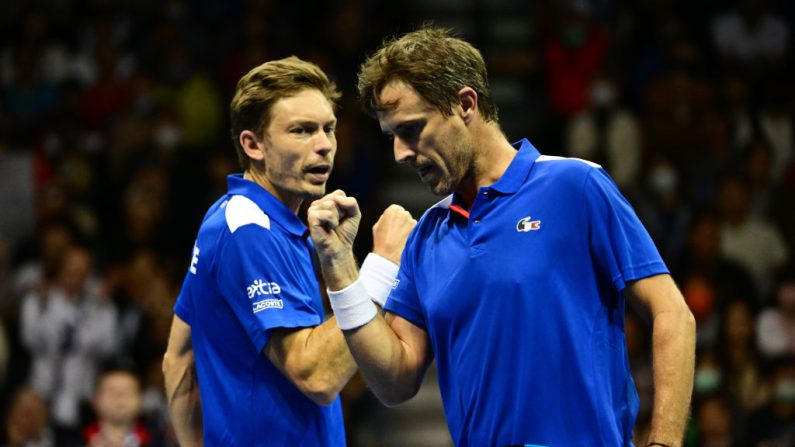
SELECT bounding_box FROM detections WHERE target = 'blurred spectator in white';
[10,219,75,303]
[566,73,641,191]
[19,245,118,443]
[711,0,790,72]
[719,175,788,298]
[82,369,156,447]
[757,268,795,358]
[758,85,794,181]
[0,388,53,447]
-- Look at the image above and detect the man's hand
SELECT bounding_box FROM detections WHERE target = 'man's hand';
[308,190,361,290]
[308,190,361,261]
[372,205,416,265]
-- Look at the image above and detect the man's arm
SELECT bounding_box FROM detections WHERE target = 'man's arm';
[308,192,432,406]
[625,274,695,447]
[263,318,356,406]
[163,315,203,447]
[263,198,418,406]
[344,311,433,406]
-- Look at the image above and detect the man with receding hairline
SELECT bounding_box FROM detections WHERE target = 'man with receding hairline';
[309,27,696,447]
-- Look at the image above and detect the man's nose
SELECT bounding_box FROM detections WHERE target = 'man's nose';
[393,137,415,164]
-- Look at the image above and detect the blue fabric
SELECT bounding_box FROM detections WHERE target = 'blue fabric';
[385,139,666,446]
[174,174,345,446]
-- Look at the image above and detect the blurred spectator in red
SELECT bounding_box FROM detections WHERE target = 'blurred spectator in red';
[0,388,53,447]
[19,245,118,444]
[82,369,156,447]
[543,0,609,118]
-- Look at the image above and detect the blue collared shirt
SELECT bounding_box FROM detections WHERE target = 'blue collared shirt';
[385,139,667,446]
[175,174,345,446]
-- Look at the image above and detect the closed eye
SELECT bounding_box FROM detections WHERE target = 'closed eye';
[394,120,425,145]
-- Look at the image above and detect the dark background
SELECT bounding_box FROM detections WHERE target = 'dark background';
[0,0,793,445]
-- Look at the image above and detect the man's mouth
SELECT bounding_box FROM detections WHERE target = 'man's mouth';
[305,164,332,183]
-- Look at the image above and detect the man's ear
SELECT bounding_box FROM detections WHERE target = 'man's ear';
[240,130,266,161]
[457,87,478,125]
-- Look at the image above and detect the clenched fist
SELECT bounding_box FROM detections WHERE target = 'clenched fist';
[372,205,417,265]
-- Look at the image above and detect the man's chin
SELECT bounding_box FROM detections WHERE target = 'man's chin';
[305,185,327,200]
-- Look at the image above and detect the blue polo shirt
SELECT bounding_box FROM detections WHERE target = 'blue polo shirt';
[174,174,345,446]
[384,139,667,446]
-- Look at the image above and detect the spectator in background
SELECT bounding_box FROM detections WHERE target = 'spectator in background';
[717,299,771,415]
[634,156,691,263]
[743,355,795,447]
[711,0,790,76]
[544,1,609,119]
[673,209,756,346]
[691,393,739,447]
[756,267,795,358]
[1,388,53,447]
[565,73,642,192]
[19,245,118,445]
[743,137,777,217]
[718,174,788,299]
[82,369,156,447]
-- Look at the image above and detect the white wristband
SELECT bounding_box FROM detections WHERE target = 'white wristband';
[328,279,378,331]
[359,253,399,308]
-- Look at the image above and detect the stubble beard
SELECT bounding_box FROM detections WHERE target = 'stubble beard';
[429,134,474,196]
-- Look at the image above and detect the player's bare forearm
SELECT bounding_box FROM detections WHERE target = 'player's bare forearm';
[163,316,204,446]
[264,316,358,406]
[647,306,696,446]
[344,312,432,406]
[626,274,695,447]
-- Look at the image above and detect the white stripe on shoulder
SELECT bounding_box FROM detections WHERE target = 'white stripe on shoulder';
[536,155,601,168]
[431,195,454,210]
[225,195,271,234]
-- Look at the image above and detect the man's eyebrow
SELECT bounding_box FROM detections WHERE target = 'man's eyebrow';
[394,119,425,133]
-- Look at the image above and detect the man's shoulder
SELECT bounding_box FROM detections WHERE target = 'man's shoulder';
[529,154,602,191]
[224,194,272,234]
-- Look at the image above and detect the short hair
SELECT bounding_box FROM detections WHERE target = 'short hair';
[230,56,341,170]
[357,27,498,123]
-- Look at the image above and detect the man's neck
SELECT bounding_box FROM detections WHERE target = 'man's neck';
[243,169,302,214]
[456,124,517,208]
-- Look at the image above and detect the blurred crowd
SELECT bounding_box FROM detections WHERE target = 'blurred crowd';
[0,0,792,446]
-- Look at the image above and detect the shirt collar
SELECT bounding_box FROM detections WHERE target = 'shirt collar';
[446,139,539,219]
[487,138,540,195]
[226,174,309,237]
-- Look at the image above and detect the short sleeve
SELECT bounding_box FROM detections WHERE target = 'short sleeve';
[174,270,193,324]
[383,229,426,329]
[583,168,668,292]
[215,224,322,352]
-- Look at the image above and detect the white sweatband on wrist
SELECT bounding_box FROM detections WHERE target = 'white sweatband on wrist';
[328,279,378,331]
[359,253,399,308]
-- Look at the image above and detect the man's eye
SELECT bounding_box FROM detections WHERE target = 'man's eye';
[290,128,306,134]
[324,126,335,134]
